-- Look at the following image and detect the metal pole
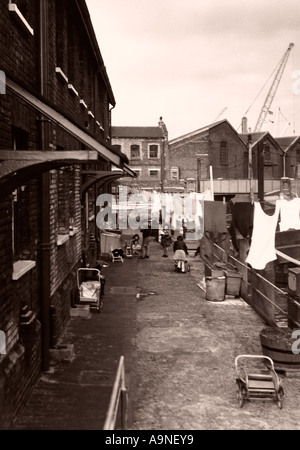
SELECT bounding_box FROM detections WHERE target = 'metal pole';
[248,134,254,203]
[209,166,214,200]
[39,0,50,372]
[258,141,265,202]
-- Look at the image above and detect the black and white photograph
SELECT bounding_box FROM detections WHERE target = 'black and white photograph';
[1,0,300,434]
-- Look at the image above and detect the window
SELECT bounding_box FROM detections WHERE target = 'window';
[130,144,140,159]
[171,167,179,180]
[264,145,271,161]
[296,148,300,163]
[220,141,228,166]
[149,169,159,178]
[134,169,141,178]
[148,144,159,159]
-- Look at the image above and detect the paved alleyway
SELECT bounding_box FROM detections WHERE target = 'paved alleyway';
[11,238,300,430]
[12,255,139,430]
[131,241,300,430]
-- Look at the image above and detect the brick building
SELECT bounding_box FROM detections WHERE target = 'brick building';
[111,117,168,193]
[276,136,300,179]
[166,120,249,199]
[0,0,132,428]
[166,119,294,201]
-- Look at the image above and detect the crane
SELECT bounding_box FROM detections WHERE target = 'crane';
[254,42,294,132]
[213,107,228,122]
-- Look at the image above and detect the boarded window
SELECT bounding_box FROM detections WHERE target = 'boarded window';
[220,141,228,166]
[130,144,140,159]
[149,169,159,178]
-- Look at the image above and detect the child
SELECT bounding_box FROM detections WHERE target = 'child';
[173,235,188,272]
[160,229,173,257]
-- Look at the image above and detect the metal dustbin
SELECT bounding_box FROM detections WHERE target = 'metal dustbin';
[205,276,226,302]
[225,270,242,297]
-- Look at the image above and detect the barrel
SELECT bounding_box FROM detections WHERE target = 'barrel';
[260,327,300,373]
[205,277,225,302]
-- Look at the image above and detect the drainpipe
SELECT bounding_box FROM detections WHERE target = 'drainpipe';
[39,0,50,371]
[283,151,286,178]
[161,137,165,193]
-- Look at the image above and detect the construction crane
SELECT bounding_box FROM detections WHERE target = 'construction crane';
[213,107,228,122]
[254,42,294,132]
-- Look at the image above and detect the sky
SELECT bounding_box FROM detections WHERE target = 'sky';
[85,0,300,141]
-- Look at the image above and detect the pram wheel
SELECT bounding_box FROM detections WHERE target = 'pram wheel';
[277,386,284,409]
[236,379,245,407]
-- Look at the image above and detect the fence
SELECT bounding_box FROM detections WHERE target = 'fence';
[103,355,128,430]
[211,243,290,328]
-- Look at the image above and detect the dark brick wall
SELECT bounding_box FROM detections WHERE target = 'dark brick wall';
[167,122,248,183]
[167,122,285,184]
[0,0,115,428]
[0,0,40,94]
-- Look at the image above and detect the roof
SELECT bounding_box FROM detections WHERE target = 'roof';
[239,132,267,146]
[275,136,300,152]
[111,126,164,139]
[169,119,248,148]
[168,120,226,144]
[239,131,284,153]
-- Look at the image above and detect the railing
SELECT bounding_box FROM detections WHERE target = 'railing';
[103,355,128,430]
[211,243,289,327]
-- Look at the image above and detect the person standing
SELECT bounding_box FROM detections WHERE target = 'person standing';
[140,224,152,258]
[160,229,173,257]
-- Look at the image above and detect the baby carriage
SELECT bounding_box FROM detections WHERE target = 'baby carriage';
[235,354,284,409]
[110,247,124,263]
[77,268,104,313]
[174,259,190,273]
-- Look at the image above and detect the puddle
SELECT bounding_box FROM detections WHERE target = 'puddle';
[136,291,157,300]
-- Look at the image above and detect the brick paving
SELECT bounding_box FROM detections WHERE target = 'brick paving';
[12,256,139,430]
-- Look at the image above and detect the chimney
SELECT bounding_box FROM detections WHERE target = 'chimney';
[158,116,168,139]
[241,117,248,134]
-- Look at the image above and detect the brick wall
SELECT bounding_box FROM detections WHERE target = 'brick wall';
[0,0,115,427]
[167,122,248,183]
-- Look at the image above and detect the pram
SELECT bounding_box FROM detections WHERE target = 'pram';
[110,247,124,263]
[124,234,141,258]
[174,259,190,273]
[235,354,284,409]
[77,268,104,313]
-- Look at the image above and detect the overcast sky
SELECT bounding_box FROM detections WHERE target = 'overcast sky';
[86,0,300,140]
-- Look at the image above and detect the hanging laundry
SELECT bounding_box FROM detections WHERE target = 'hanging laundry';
[246,201,280,270]
[278,198,300,232]
[202,200,229,258]
[228,201,254,252]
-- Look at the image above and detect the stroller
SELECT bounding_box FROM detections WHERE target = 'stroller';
[110,247,124,263]
[174,259,190,274]
[235,354,284,409]
[77,268,104,313]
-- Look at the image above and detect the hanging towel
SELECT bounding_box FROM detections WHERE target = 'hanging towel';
[278,198,300,231]
[246,201,280,270]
